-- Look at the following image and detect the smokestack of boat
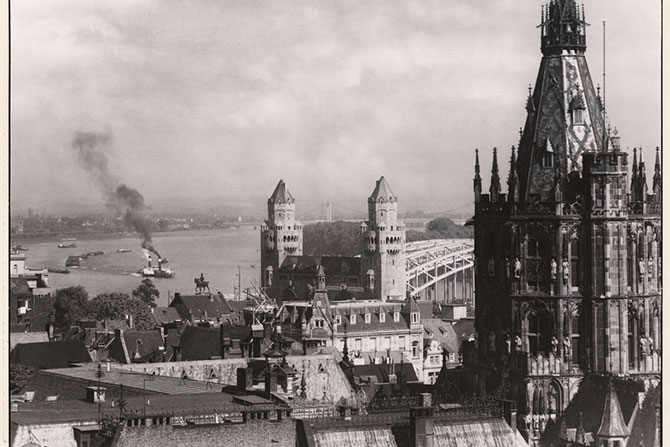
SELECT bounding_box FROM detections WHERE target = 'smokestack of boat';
[148,256,152,268]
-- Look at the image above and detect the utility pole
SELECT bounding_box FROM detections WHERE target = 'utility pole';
[237,265,241,301]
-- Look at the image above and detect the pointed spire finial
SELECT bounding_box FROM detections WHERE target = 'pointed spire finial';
[474,149,482,203]
[490,147,501,202]
[508,146,520,203]
[653,146,661,193]
[631,148,639,200]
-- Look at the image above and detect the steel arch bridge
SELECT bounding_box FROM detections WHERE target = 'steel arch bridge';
[405,239,475,302]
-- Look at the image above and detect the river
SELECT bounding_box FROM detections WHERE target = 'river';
[16,228,260,307]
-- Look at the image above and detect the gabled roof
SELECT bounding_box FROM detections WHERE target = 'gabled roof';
[596,382,631,438]
[369,176,396,202]
[10,332,49,351]
[422,319,460,353]
[10,277,32,296]
[10,341,91,369]
[179,325,251,361]
[151,307,182,325]
[269,179,294,203]
[170,293,233,322]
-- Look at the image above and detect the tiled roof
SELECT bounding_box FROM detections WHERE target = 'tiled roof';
[268,179,294,203]
[10,341,91,369]
[328,288,374,302]
[279,255,361,277]
[422,319,460,353]
[452,319,476,341]
[151,307,182,325]
[540,376,644,447]
[9,332,49,350]
[121,330,168,363]
[10,277,32,296]
[178,325,251,360]
[351,362,419,383]
[170,293,233,322]
[39,365,218,396]
[113,419,296,447]
[596,382,630,438]
[369,176,396,202]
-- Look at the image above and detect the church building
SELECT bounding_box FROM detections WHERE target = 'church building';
[467,1,661,444]
[260,176,407,303]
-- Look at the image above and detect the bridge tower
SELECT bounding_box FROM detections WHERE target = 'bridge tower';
[360,176,406,301]
[260,180,303,288]
[468,1,661,443]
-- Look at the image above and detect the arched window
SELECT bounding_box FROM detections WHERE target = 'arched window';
[528,312,551,354]
[412,341,420,358]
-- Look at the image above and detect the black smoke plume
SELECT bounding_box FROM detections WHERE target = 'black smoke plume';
[71,131,161,258]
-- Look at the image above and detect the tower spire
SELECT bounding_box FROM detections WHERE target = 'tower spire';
[639,148,648,199]
[490,148,501,202]
[474,149,482,203]
[507,146,520,203]
[653,146,662,198]
[541,0,587,56]
[631,148,639,201]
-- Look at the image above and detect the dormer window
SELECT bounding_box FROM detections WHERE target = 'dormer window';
[365,313,371,324]
[411,313,419,324]
[543,153,554,168]
[350,314,356,325]
[394,312,400,322]
[379,313,385,323]
[335,315,341,325]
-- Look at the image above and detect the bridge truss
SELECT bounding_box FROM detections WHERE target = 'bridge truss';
[405,239,475,298]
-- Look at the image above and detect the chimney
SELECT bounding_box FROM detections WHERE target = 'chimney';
[410,394,435,447]
[86,386,106,403]
[237,367,253,391]
[114,327,124,340]
[265,371,278,395]
[501,399,517,431]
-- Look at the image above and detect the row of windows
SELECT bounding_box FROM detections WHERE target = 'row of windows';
[334,312,407,325]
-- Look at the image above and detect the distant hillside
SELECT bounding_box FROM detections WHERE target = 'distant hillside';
[303,218,472,257]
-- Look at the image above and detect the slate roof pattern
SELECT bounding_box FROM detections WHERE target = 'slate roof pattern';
[113,419,296,447]
[10,341,91,369]
[39,366,217,396]
[351,363,419,384]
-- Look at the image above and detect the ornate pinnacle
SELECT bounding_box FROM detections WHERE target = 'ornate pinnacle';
[507,146,519,203]
[490,147,501,202]
[473,149,482,203]
[653,146,662,193]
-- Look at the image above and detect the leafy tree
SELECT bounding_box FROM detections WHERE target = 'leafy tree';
[90,293,155,330]
[10,364,36,394]
[132,278,159,308]
[52,286,90,333]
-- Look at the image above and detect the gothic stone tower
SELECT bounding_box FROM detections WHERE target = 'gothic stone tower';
[360,176,407,301]
[261,180,303,288]
[469,1,661,443]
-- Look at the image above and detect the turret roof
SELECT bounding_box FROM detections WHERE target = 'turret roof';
[269,180,294,203]
[596,382,630,438]
[369,176,396,202]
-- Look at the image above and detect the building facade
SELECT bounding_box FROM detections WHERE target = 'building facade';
[468,0,661,443]
[261,176,407,302]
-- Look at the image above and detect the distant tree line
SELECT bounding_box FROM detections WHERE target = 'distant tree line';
[303,217,472,257]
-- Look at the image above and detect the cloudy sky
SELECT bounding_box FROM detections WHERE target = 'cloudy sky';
[10,0,661,215]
